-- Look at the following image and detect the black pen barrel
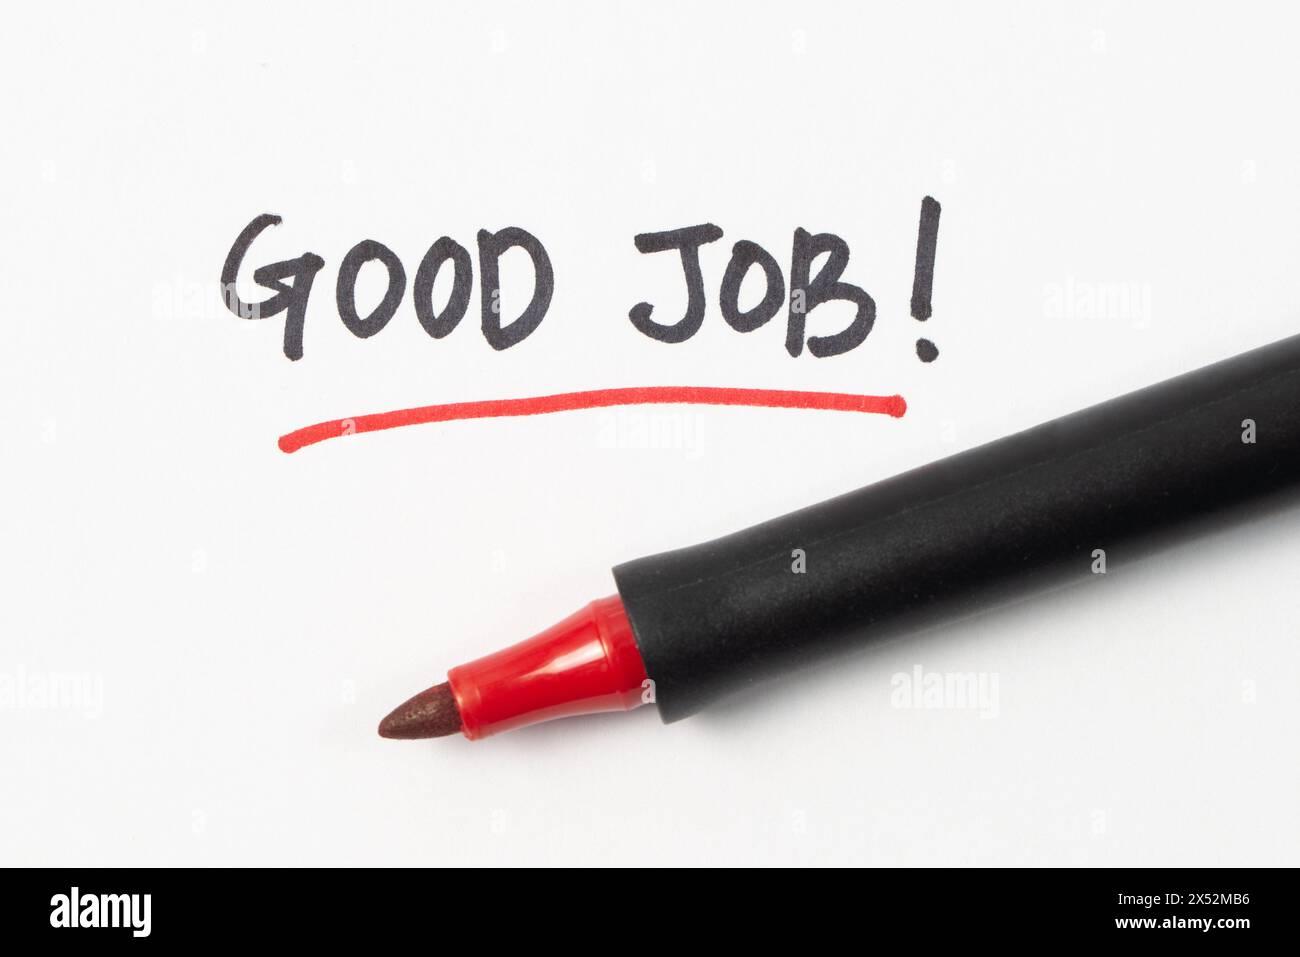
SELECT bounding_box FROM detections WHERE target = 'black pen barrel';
[615,334,1300,722]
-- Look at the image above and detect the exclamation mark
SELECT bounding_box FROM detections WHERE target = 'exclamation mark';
[910,195,941,362]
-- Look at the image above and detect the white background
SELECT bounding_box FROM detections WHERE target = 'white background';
[2,1,1298,866]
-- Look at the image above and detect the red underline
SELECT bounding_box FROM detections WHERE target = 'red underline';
[278,386,907,453]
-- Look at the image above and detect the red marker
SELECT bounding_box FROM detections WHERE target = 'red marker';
[379,334,1300,742]
[379,597,646,740]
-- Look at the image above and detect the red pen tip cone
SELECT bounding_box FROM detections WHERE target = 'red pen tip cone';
[378,682,463,739]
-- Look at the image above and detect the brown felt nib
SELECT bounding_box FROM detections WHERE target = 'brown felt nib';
[377,682,463,739]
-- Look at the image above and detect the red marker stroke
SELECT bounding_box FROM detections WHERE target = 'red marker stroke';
[278,386,907,453]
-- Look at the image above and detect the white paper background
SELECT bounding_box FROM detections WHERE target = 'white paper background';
[2,1,1297,866]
